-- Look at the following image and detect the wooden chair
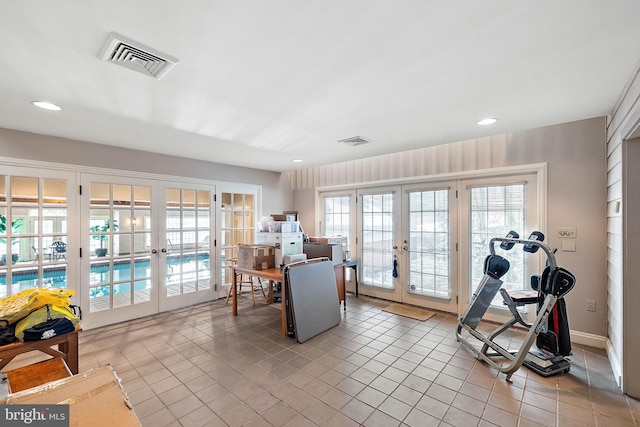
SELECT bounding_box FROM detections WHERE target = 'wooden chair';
[225,258,266,305]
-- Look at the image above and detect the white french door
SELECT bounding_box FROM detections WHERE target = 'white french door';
[400,183,458,313]
[218,188,259,295]
[0,167,78,299]
[158,182,215,312]
[81,174,216,329]
[355,183,457,311]
[357,187,402,301]
[352,168,542,315]
[458,173,542,321]
[81,175,159,328]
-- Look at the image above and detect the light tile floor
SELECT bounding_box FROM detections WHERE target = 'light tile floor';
[5,294,640,426]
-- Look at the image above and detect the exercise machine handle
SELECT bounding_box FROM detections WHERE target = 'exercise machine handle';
[488,237,557,270]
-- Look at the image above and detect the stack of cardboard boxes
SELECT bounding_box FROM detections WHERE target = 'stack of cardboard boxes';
[255,220,304,268]
[238,212,305,270]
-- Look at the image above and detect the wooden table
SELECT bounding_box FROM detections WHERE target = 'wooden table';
[231,264,348,336]
[0,329,80,374]
[231,266,287,335]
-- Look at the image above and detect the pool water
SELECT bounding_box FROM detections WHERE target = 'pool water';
[0,253,210,297]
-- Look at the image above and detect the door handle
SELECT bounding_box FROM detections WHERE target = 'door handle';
[161,248,167,253]
[151,249,158,254]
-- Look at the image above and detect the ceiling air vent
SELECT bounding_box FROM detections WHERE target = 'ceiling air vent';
[98,32,178,79]
[339,136,372,147]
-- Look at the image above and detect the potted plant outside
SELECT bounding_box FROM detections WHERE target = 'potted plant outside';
[90,219,118,257]
[0,214,23,265]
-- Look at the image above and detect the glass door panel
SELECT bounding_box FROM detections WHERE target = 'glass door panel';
[88,182,152,313]
[220,191,257,290]
[1,172,74,298]
[82,174,157,329]
[469,184,526,301]
[458,173,541,322]
[159,182,214,312]
[357,187,402,301]
[401,183,457,312]
[321,191,356,287]
[196,190,211,293]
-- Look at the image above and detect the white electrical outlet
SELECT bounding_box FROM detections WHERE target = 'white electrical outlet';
[586,299,596,312]
[558,227,577,238]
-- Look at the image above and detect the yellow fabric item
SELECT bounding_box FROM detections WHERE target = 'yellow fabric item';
[14,304,80,341]
[0,288,75,325]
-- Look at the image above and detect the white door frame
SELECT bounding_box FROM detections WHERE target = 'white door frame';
[318,163,547,315]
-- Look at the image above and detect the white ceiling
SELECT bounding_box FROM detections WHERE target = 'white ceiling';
[1,2,640,172]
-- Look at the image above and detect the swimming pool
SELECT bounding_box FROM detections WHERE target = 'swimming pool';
[0,253,210,295]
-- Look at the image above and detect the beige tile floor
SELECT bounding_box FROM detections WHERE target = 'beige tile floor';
[5,294,640,426]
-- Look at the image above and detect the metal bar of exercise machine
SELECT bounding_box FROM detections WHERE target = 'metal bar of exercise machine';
[456,235,570,382]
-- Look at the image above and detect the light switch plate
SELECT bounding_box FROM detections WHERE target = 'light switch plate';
[558,227,577,238]
[561,240,576,252]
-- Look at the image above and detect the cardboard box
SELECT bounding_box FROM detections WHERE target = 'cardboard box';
[309,236,347,246]
[278,221,300,233]
[283,212,298,221]
[280,232,303,255]
[238,245,275,270]
[275,233,304,266]
[3,365,141,427]
[254,233,303,267]
[263,221,299,233]
[255,232,303,246]
[303,243,344,265]
[255,232,279,245]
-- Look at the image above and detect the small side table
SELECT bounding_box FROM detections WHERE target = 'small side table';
[0,329,80,375]
[343,260,359,297]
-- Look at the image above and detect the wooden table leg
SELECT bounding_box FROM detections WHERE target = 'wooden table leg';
[64,332,79,374]
[232,269,238,316]
[281,280,286,336]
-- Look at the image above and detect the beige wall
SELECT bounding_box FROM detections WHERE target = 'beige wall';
[290,117,608,339]
[0,128,293,216]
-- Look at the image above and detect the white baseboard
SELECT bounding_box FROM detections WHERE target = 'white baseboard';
[570,332,623,389]
[606,339,623,388]
[570,329,607,349]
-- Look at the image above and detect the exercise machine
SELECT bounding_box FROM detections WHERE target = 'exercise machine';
[456,232,575,381]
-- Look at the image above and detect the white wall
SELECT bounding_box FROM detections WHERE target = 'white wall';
[289,117,608,339]
[606,59,640,396]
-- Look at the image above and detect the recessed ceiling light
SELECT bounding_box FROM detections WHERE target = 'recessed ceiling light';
[477,118,498,126]
[32,101,62,111]
[292,159,303,163]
